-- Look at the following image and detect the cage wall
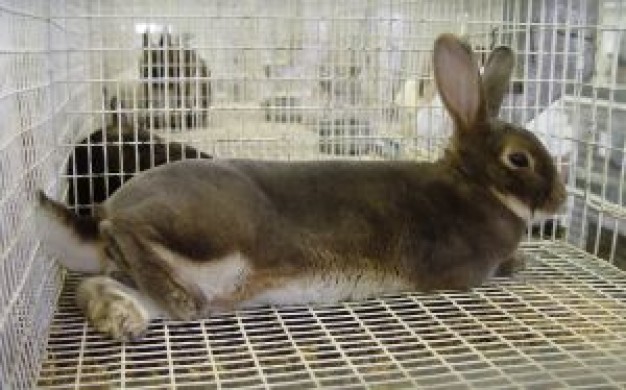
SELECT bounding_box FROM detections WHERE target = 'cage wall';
[0,1,86,388]
[60,0,507,165]
[0,0,625,389]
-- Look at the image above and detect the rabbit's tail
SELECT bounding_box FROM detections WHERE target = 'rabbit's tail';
[36,190,103,274]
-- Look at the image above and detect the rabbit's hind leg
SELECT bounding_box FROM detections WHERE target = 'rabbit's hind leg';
[99,220,207,321]
[76,275,163,341]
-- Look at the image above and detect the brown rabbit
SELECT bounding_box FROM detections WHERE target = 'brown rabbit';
[38,34,566,341]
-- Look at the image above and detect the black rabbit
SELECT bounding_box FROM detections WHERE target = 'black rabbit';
[67,96,211,216]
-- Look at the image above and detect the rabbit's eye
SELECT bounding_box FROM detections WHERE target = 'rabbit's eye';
[507,152,530,169]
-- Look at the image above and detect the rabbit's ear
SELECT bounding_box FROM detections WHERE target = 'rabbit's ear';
[433,34,487,132]
[482,46,515,117]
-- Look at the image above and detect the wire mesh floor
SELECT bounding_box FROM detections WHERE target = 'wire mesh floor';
[37,241,626,389]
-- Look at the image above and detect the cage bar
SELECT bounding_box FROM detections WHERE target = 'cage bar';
[0,1,625,389]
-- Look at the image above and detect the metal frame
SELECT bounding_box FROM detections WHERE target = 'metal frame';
[0,1,625,389]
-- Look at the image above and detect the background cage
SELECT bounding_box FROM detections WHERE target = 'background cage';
[1,0,626,388]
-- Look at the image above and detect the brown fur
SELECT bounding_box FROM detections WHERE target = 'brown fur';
[96,158,528,291]
[38,34,566,335]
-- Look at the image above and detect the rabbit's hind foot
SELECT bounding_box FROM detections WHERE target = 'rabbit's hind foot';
[77,276,155,342]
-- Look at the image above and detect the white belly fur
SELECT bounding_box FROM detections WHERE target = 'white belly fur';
[241,274,413,308]
[152,246,413,310]
[151,245,251,303]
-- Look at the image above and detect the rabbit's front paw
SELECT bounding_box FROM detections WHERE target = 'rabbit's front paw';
[77,277,150,341]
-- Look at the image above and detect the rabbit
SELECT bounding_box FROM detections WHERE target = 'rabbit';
[418,64,574,162]
[140,32,211,130]
[401,40,572,238]
[397,37,574,163]
[37,34,566,341]
[413,70,575,163]
[67,93,212,216]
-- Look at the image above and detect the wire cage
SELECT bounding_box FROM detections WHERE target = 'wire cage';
[1,0,626,388]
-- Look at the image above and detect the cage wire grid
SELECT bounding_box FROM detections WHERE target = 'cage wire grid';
[0,0,626,389]
[37,242,626,389]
